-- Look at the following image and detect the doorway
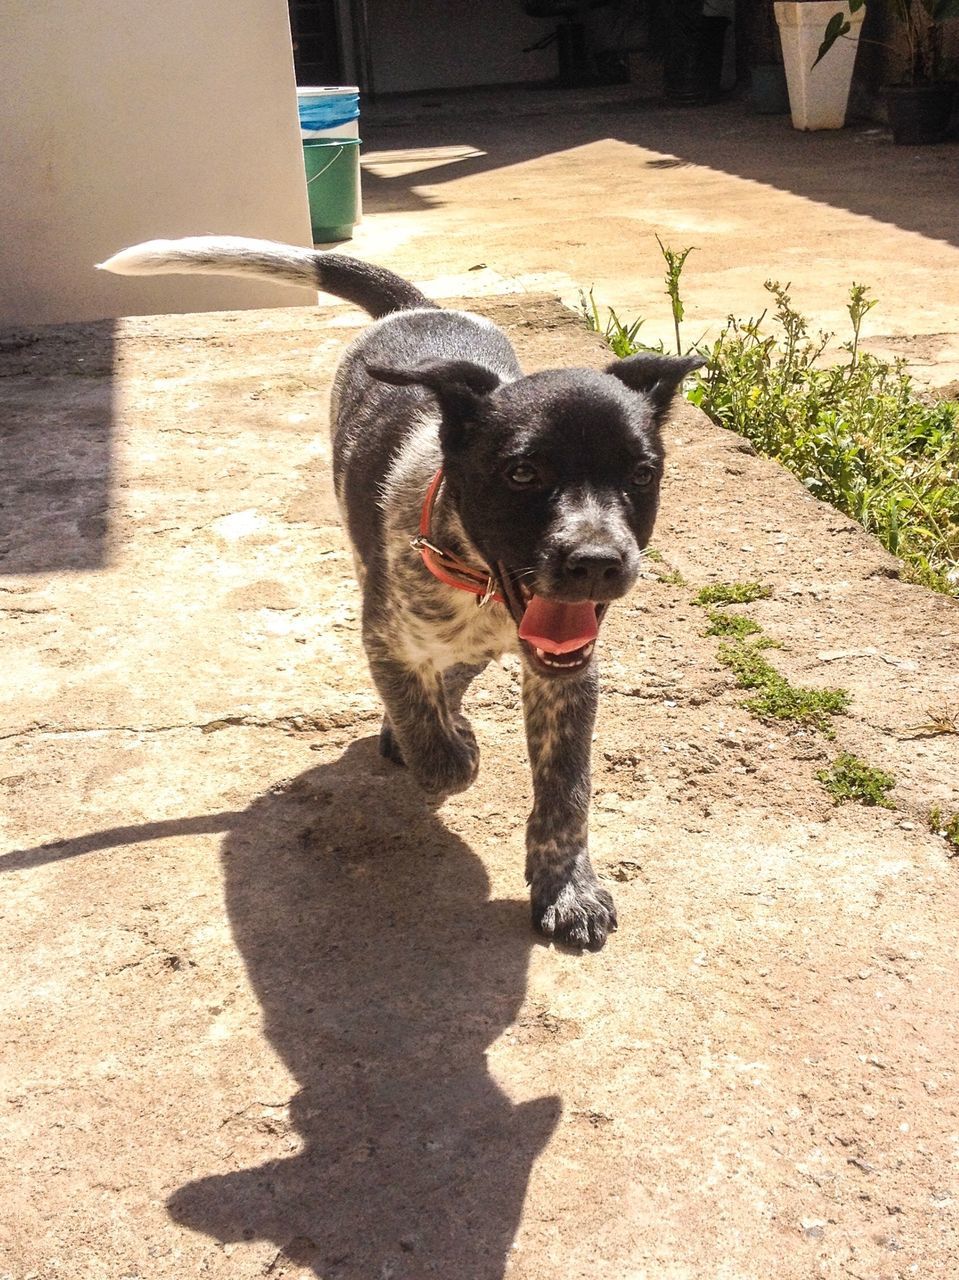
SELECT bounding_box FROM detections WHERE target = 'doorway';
[288,0,342,84]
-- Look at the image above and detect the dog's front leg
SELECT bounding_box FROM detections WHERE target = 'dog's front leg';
[523,666,616,950]
[367,644,480,797]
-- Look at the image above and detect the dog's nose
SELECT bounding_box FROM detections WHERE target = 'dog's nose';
[563,545,625,595]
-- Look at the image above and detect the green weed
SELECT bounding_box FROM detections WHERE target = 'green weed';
[693,582,773,607]
[703,609,762,638]
[641,548,686,585]
[688,282,959,596]
[582,256,959,597]
[817,753,896,807]
[656,235,697,356]
[929,806,959,854]
[718,639,849,732]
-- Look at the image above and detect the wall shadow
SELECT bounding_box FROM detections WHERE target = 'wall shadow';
[0,320,114,573]
[163,739,558,1278]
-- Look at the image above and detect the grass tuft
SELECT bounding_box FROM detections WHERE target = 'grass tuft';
[902,706,959,738]
[579,287,663,358]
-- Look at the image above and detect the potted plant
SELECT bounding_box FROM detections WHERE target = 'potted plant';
[816,0,959,142]
[776,1,867,129]
[663,0,733,104]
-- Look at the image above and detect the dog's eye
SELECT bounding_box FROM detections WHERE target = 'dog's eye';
[631,465,654,488]
[506,462,541,488]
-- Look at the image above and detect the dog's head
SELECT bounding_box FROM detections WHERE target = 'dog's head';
[368,353,701,677]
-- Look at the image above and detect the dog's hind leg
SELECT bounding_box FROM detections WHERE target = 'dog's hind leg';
[378,714,405,766]
[522,666,617,951]
[367,651,480,797]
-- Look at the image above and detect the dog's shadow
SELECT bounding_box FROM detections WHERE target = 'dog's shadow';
[168,738,559,1277]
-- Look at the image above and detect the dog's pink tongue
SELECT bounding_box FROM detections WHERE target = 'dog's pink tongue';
[518,596,598,655]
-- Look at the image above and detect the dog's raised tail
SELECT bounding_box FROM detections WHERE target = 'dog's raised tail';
[97,236,433,319]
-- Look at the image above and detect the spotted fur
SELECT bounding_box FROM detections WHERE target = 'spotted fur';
[99,236,701,950]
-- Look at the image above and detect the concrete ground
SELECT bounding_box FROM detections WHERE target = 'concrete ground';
[2,94,959,1280]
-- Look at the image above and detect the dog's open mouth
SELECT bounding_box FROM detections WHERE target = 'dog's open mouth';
[499,567,609,676]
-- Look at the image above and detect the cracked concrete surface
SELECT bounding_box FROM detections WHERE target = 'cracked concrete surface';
[2,293,958,1279]
[7,80,959,1271]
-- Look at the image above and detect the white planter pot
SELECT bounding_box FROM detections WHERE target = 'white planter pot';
[774,1,865,130]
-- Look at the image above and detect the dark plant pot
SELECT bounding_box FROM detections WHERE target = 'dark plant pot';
[749,63,789,115]
[664,11,731,106]
[555,21,590,86]
[883,82,957,145]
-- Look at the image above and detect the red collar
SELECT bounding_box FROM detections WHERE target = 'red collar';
[410,469,505,607]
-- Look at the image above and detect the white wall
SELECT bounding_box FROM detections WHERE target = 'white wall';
[1,1,316,324]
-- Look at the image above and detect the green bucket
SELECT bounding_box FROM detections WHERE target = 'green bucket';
[303,137,361,243]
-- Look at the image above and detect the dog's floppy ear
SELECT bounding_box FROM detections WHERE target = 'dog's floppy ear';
[606,352,705,419]
[365,359,500,428]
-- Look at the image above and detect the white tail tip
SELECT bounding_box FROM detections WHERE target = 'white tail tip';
[96,239,189,275]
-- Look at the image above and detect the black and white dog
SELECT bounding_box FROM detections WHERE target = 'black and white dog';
[99,238,700,950]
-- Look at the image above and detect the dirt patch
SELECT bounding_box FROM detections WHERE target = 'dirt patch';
[2,298,958,1279]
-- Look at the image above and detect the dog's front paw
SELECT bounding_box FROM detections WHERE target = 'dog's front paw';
[531,873,618,952]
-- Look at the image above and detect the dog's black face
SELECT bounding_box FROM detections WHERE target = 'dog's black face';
[443,369,660,678]
[368,352,700,678]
